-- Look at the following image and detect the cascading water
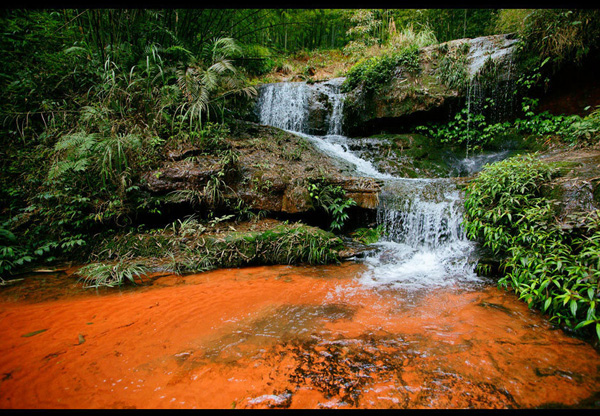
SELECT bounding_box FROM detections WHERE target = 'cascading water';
[256,79,481,290]
[257,79,392,179]
[361,179,480,290]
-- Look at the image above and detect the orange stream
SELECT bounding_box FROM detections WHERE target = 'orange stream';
[0,263,599,409]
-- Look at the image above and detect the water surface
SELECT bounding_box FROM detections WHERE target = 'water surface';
[0,264,598,409]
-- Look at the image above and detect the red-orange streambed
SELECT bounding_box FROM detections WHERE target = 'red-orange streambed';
[0,263,599,409]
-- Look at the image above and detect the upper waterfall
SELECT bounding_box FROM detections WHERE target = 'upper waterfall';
[257,78,346,136]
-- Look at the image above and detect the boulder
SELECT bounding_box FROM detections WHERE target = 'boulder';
[539,147,600,223]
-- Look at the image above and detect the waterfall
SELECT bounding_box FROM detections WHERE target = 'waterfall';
[258,78,393,179]
[257,82,310,132]
[361,179,479,290]
[256,79,481,290]
[465,34,519,125]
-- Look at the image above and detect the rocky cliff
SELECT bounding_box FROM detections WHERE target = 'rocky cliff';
[342,34,519,136]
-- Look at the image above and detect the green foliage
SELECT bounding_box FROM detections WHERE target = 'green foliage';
[557,106,600,145]
[342,9,397,56]
[514,10,600,71]
[415,102,510,149]
[464,155,600,341]
[0,227,33,277]
[350,225,385,244]
[239,44,276,75]
[416,94,600,150]
[342,46,420,93]
[435,42,470,92]
[308,181,357,232]
[398,9,498,43]
[494,9,533,34]
[175,38,257,130]
[90,222,343,281]
[77,260,149,288]
[0,12,261,274]
[387,24,438,53]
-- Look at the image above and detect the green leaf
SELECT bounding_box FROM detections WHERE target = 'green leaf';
[574,319,595,330]
[570,299,578,317]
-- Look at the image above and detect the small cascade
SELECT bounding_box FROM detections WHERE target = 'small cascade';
[466,34,518,79]
[256,78,347,136]
[257,82,311,132]
[254,61,521,290]
[464,34,519,127]
[292,130,393,180]
[323,78,345,135]
[449,149,512,177]
[360,179,479,290]
[257,78,393,179]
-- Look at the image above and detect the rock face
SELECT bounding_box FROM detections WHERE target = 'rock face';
[342,133,457,178]
[141,122,381,214]
[539,147,600,223]
[342,34,519,136]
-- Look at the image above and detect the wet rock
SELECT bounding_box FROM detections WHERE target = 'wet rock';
[306,90,332,135]
[539,148,600,223]
[344,134,459,178]
[142,157,223,193]
[141,122,381,214]
[282,184,313,214]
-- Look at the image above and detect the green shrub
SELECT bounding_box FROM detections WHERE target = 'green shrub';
[557,105,600,145]
[341,46,420,93]
[240,44,276,76]
[308,181,357,231]
[464,155,600,341]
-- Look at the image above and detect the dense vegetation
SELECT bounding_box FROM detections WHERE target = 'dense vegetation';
[0,8,497,283]
[464,156,600,342]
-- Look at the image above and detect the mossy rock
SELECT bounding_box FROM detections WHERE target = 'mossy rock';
[348,133,456,178]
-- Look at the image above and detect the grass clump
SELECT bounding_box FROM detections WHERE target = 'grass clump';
[435,41,470,92]
[77,221,344,287]
[350,225,385,244]
[77,261,149,289]
[464,155,600,342]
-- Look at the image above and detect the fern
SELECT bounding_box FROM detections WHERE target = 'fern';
[49,132,99,180]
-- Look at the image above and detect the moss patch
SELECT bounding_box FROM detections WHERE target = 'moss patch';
[351,133,455,178]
